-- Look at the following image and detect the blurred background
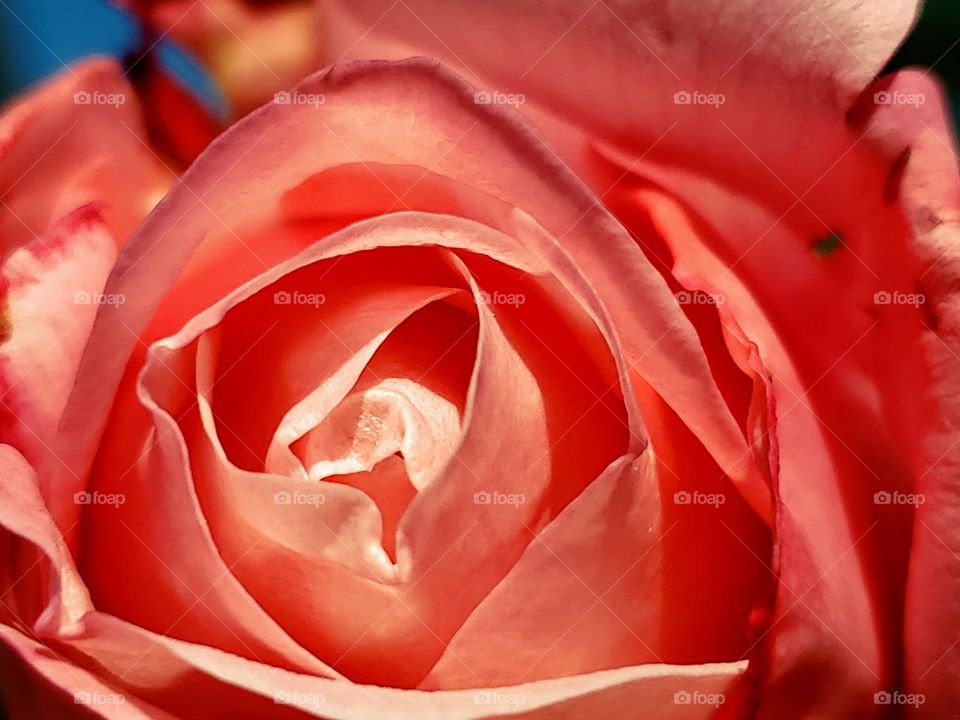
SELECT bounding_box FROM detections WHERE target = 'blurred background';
[0,0,958,138]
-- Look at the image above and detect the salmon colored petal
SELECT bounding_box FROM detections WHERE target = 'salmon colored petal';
[588,62,958,708]
[56,610,748,719]
[109,211,626,687]
[0,57,170,254]
[78,337,339,677]
[615,175,895,717]
[60,59,769,548]
[0,625,175,719]
[0,444,90,635]
[0,208,117,472]
[421,453,658,688]
[325,0,918,214]
[423,397,771,689]
[867,72,960,718]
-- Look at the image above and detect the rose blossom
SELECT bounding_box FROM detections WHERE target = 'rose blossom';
[324,0,960,716]
[2,1,958,718]
[0,50,781,718]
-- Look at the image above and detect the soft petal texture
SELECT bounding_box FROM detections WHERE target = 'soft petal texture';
[4,435,743,719]
[0,208,117,471]
[60,58,770,541]
[4,56,780,715]
[0,444,90,635]
[62,611,750,720]
[585,73,953,719]
[323,0,919,207]
[0,57,171,486]
[0,57,170,255]
[873,71,960,718]
[321,3,960,716]
[84,209,631,687]
[0,626,174,719]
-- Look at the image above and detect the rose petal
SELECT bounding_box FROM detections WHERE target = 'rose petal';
[60,610,748,719]
[325,0,918,217]
[869,72,960,718]
[0,57,170,254]
[0,625,173,719]
[0,207,117,473]
[60,59,769,545]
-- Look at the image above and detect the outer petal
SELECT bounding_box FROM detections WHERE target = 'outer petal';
[0,208,117,470]
[874,71,960,718]
[0,436,750,717]
[0,57,171,475]
[324,0,919,207]
[0,57,170,254]
[0,625,175,719]
[61,611,749,720]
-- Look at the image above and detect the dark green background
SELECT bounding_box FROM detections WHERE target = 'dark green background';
[888,0,960,137]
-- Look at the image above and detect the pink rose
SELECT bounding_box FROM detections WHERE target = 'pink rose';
[1,2,957,718]
[1,54,776,718]
[324,0,960,716]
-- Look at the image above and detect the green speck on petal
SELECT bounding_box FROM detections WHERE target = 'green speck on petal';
[812,232,842,258]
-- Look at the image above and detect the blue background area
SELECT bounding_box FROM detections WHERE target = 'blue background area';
[0,0,225,117]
